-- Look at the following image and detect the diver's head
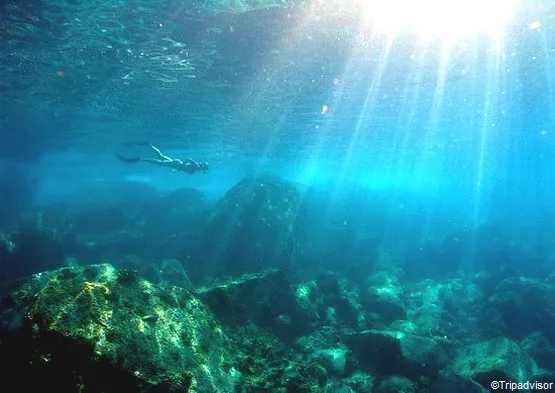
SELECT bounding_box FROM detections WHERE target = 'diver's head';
[199,161,209,172]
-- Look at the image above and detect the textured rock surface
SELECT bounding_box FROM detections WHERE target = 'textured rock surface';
[0,264,237,392]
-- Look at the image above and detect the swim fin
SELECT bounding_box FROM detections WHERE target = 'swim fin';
[116,153,140,163]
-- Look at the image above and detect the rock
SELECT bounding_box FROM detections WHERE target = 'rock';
[76,229,147,261]
[151,258,193,290]
[521,332,555,373]
[373,375,416,393]
[314,347,349,376]
[323,380,355,393]
[428,372,488,393]
[344,372,374,393]
[316,272,361,328]
[197,268,311,344]
[344,329,447,379]
[228,325,326,392]
[403,277,500,345]
[0,214,75,279]
[0,162,37,226]
[37,185,207,264]
[185,174,301,282]
[453,336,540,390]
[490,277,555,342]
[363,271,406,326]
[0,264,237,392]
[294,273,361,331]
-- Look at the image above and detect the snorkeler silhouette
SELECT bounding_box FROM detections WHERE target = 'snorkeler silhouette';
[117,142,209,174]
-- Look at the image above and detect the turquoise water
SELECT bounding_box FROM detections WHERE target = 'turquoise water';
[2,2,555,392]
[1,1,554,276]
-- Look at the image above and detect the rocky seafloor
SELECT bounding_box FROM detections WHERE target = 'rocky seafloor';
[1,262,555,392]
[0,175,554,392]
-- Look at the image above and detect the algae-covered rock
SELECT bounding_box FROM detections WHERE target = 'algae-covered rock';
[0,264,237,392]
[0,213,75,279]
[490,277,555,342]
[428,372,489,393]
[453,336,541,390]
[363,271,406,326]
[152,258,194,290]
[344,372,374,393]
[198,268,311,344]
[521,332,555,373]
[295,272,361,330]
[373,375,416,393]
[185,174,301,282]
[228,325,327,392]
[344,329,447,379]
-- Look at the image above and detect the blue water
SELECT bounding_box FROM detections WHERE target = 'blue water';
[3,1,555,391]
[0,2,551,263]
[0,1,553,272]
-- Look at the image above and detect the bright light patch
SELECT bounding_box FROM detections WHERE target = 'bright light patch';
[528,21,541,30]
[362,0,517,40]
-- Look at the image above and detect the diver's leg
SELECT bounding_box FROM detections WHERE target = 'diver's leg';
[139,158,165,165]
[185,157,199,166]
[148,144,172,161]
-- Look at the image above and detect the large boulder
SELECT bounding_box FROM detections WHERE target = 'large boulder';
[185,174,301,282]
[401,277,501,345]
[521,332,555,374]
[40,186,208,263]
[295,272,361,330]
[0,214,76,280]
[490,277,555,342]
[197,268,312,344]
[428,372,488,393]
[363,271,406,327]
[0,161,37,226]
[0,264,238,392]
[227,325,327,392]
[344,329,448,379]
[453,336,541,391]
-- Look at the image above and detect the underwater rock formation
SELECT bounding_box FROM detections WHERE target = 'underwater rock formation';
[227,324,327,392]
[198,268,311,344]
[0,213,76,279]
[2,258,555,392]
[0,161,37,226]
[151,258,194,290]
[0,264,238,392]
[490,277,555,343]
[344,329,448,379]
[185,174,301,283]
[363,271,406,326]
[453,337,543,391]
[521,332,555,373]
[40,185,208,264]
[295,271,362,330]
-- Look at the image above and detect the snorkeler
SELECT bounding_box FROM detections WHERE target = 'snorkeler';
[116,142,209,174]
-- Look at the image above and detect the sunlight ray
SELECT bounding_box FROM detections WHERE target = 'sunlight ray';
[393,38,431,186]
[414,41,454,237]
[464,43,506,272]
[335,37,395,184]
[473,49,503,225]
[538,23,555,129]
[380,38,432,243]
